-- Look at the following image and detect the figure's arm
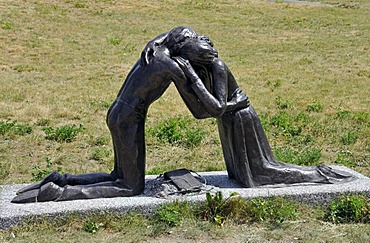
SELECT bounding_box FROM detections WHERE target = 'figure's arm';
[174,57,227,118]
[225,88,250,112]
[140,32,169,66]
[173,80,212,119]
[170,61,212,119]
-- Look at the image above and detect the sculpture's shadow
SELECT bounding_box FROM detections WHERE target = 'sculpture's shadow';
[198,174,244,188]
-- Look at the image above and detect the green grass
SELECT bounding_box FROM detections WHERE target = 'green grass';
[1,194,369,242]
[148,115,207,148]
[0,0,369,240]
[1,0,369,183]
[324,194,370,224]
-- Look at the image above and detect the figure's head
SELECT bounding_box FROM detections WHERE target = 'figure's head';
[164,26,198,55]
[178,38,218,66]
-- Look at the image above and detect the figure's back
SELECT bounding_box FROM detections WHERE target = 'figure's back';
[116,47,178,107]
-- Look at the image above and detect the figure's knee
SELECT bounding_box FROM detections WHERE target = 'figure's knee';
[107,110,126,131]
[114,178,143,195]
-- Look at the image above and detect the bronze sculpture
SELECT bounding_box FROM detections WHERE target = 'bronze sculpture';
[12,26,353,203]
[173,38,353,187]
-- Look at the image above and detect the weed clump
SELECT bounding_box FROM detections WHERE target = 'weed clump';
[83,220,103,234]
[198,192,299,227]
[269,111,311,138]
[340,131,358,145]
[247,196,299,224]
[0,120,32,136]
[335,150,357,167]
[149,116,207,148]
[275,96,291,110]
[306,100,324,113]
[152,201,194,234]
[43,124,84,143]
[200,191,238,227]
[324,194,370,224]
[0,20,13,30]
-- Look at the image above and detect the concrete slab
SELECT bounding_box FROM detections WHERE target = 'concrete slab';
[1,165,369,229]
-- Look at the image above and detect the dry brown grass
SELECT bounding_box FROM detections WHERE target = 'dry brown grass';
[0,0,369,185]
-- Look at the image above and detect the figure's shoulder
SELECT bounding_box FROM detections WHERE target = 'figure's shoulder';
[153,46,171,60]
[149,47,174,66]
[147,47,184,78]
[212,58,224,65]
[211,58,228,73]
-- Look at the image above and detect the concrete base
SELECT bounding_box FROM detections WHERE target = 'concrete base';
[1,166,369,229]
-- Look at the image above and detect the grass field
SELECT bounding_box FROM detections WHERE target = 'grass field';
[0,0,369,241]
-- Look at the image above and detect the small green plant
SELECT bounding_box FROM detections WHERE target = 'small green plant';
[82,220,103,233]
[200,193,298,227]
[335,150,356,167]
[0,20,13,30]
[153,201,193,227]
[31,157,63,182]
[74,2,88,8]
[270,111,303,137]
[43,124,84,142]
[204,191,225,227]
[275,96,291,110]
[266,80,281,88]
[91,147,112,161]
[0,120,32,136]
[336,110,351,120]
[0,121,14,135]
[324,195,370,224]
[306,100,324,112]
[340,131,358,145]
[297,57,313,65]
[154,205,181,227]
[201,191,239,227]
[150,116,207,147]
[353,111,369,124]
[13,64,36,72]
[12,124,33,136]
[153,117,186,144]
[108,38,122,45]
[248,197,299,224]
[184,128,206,147]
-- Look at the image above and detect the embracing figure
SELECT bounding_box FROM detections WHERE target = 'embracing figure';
[172,36,353,187]
[12,26,353,203]
[12,26,206,203]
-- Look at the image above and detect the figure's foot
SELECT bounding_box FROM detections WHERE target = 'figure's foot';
[12,182,63,204]
[11,189,39,203]
[16,171,66,195]
[317,164,355,183]
[37,182,63,202]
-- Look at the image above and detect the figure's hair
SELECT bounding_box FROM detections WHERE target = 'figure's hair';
[164,26,198,55]
[177,38,218,92]
[177,38,218,64]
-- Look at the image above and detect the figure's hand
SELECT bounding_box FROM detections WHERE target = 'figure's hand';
[226,91,250,113]
[198,35,213,47]
[238,93,250,108]
[173,56,198,82]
